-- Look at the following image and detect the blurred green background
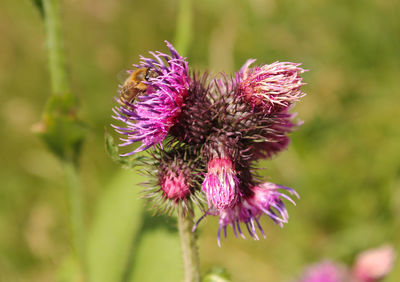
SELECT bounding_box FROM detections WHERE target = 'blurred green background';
[1,0,399,281]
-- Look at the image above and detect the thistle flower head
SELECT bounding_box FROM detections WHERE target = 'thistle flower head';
[109,41,307,245]
[142,146,204,215]
[204,73,300,160]
[239,59,306,113]
[112,41,190,155]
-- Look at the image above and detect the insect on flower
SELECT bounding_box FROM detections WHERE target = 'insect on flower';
[120,67,157,104]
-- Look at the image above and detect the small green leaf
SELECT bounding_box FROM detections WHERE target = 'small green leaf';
[36,93,88,162]
[203,268,231,282]
[105,130,145,169]
[32,0,45,18]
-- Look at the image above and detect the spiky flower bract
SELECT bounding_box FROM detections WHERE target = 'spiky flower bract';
[141,145,205,216]
[170,72,213,145]
[112,41,190,155]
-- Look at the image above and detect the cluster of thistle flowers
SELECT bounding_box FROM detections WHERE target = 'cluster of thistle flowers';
[112,41,306,245]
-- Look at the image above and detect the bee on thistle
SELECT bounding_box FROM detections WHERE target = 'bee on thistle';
[112,41,190,154]
[120,67,157,105]
[110,41,307,245]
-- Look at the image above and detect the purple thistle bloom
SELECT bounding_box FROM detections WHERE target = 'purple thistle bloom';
[112,41,190,155]
[202,158,240,211]
[239,59,306,114]
[195,182,299,246]
[245,183,299,227]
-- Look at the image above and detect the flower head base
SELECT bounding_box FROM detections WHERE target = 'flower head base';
[141,146,205,215]
[112,41,190,155]
[202,158,239,211]
[249,110,298,159]
[239,60,306,113]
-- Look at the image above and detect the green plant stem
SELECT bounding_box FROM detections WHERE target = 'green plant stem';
[178,211,200,282]
[43,0,69,94]
[175,2,196,280]
[175,0,192,56]
[64,160,87,280]
[42,0,87,279]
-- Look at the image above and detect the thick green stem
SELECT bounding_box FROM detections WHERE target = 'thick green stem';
[43,0,69,94]
[175,0,192,56]
[177,211,200,282]
[64,160,87,280]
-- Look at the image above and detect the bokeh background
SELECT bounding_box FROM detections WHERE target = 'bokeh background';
[1,0,399,281]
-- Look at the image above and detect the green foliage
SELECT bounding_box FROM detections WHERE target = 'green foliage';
[56,256,82,282]
[175,0,192,56]
[37,93,87,163]
[31,0,44,18]
[203,267,231,282]
[55,170,183,282]
[87,170,145,282]
[105,130,145,169]
[127,220,183,282]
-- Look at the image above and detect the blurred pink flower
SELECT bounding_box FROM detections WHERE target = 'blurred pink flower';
[352,245,396,282]
[298,245,396,282]
[299,261,349,282]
